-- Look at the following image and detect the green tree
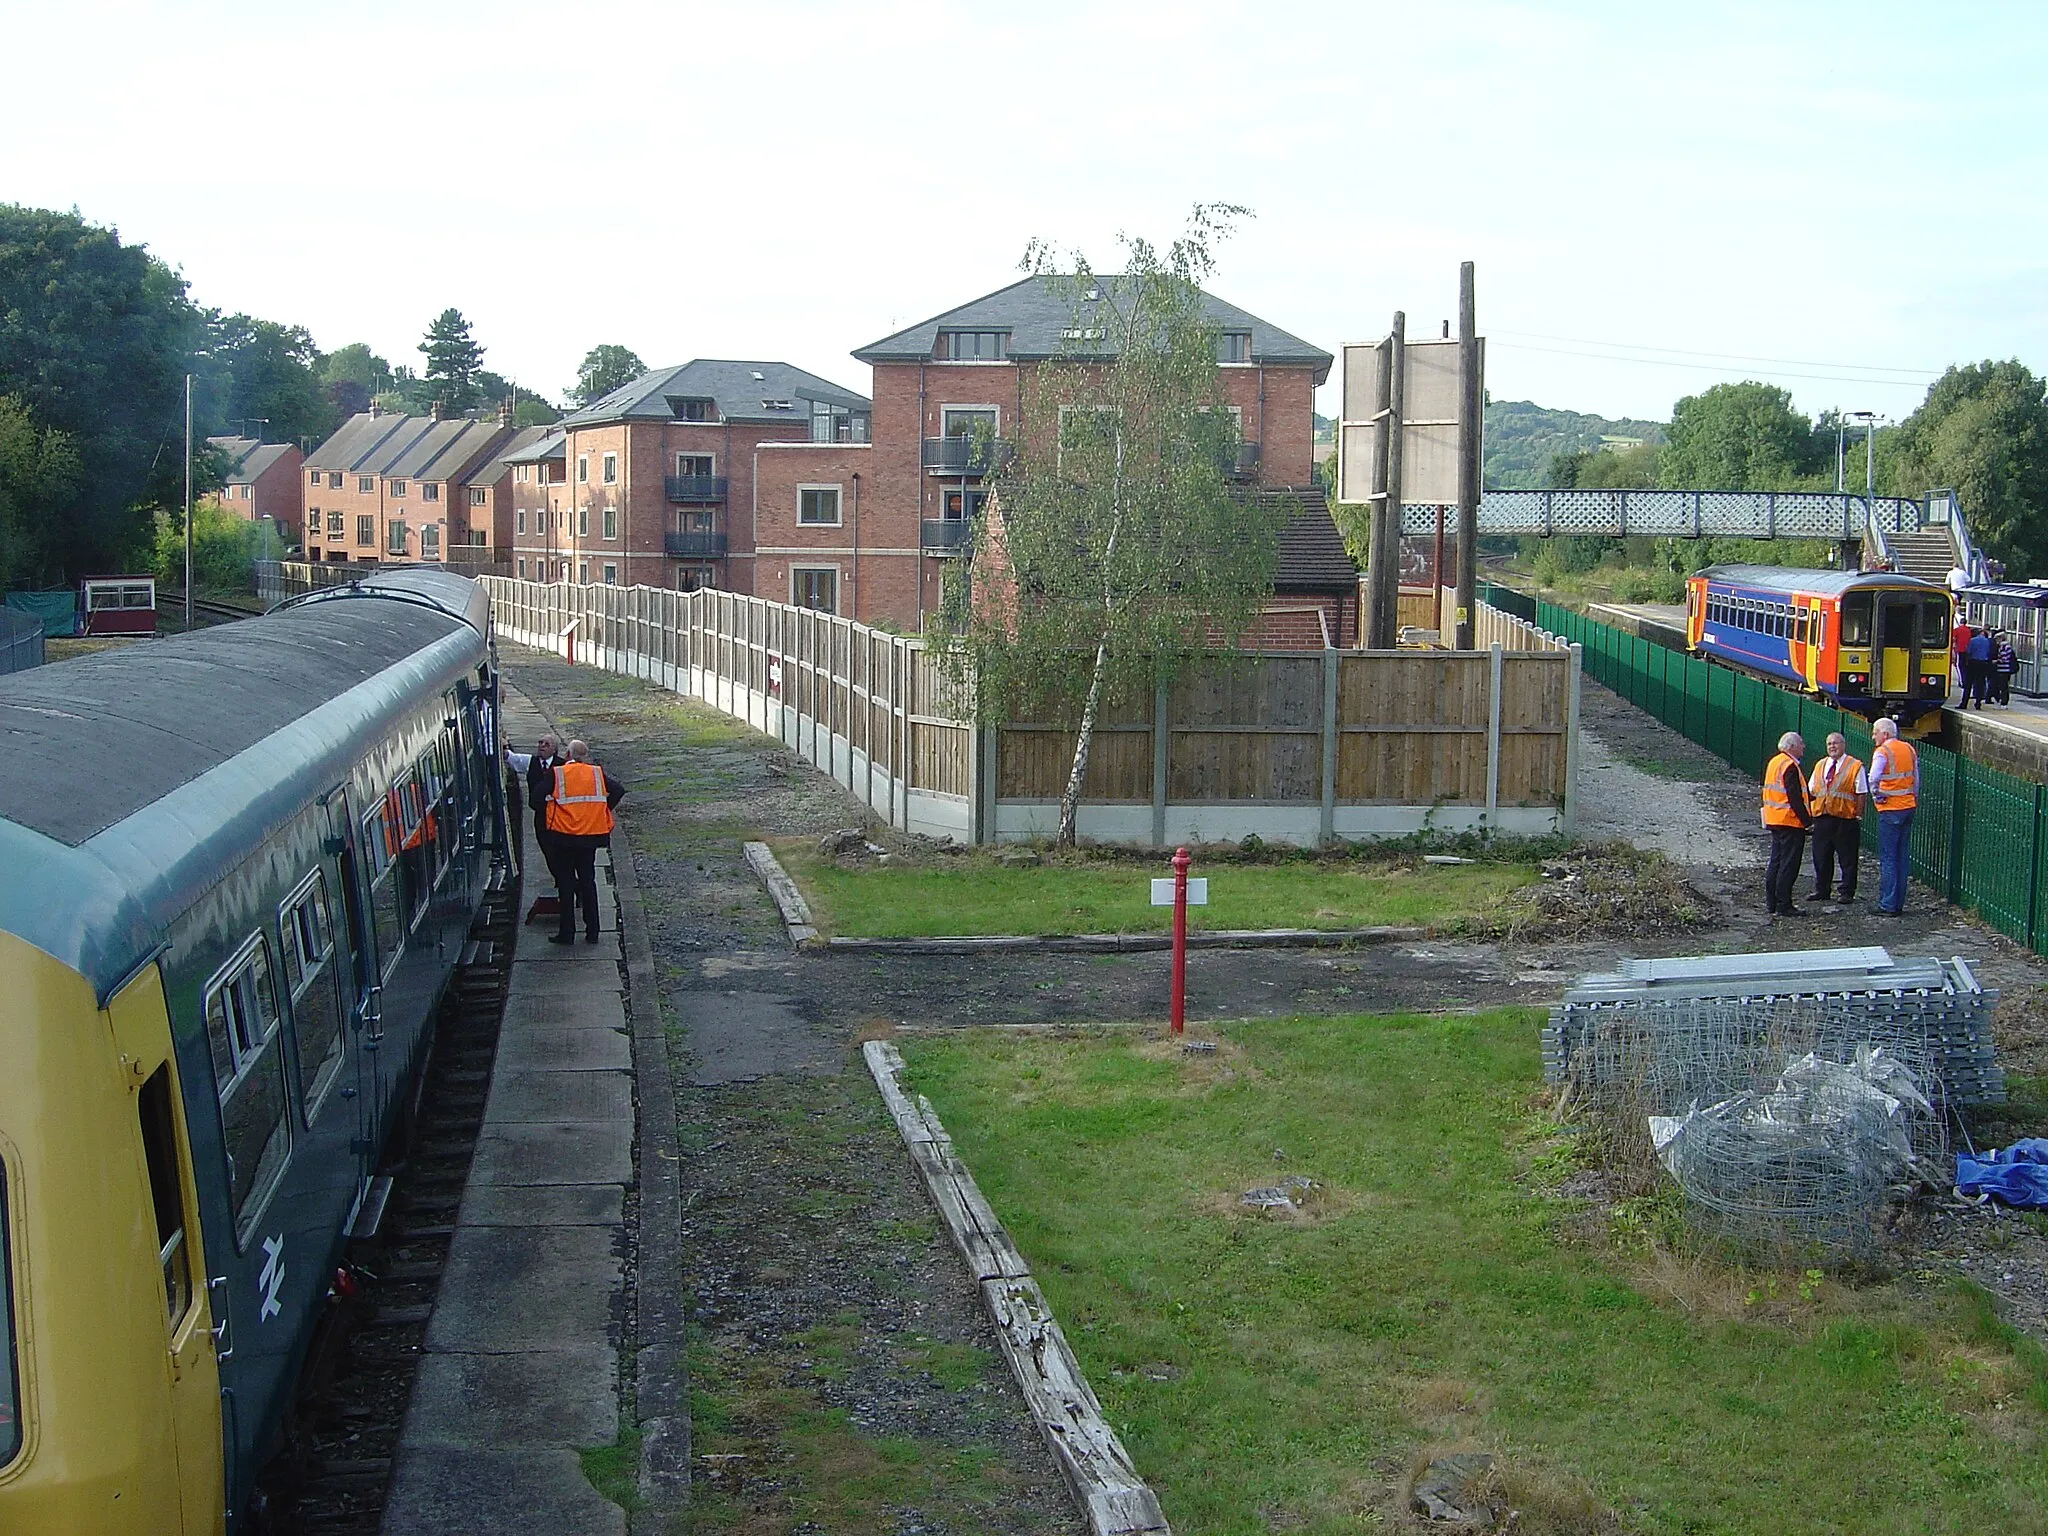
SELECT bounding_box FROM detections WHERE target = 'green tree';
[570,345,648,405]
[936,205,1285,847]
[1887,360,2048,576]
[321,342,393,419]
[1574,442,1661,489]
[419,308,483,413]
[151,494,281,594]
[0,205,199,577]
[196,312,337,445]
[0,395,81,587]
[1658,381,1821,490]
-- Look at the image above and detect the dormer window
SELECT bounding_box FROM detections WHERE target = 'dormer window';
[1217,332,1252,364]
[762,399,793,412]
[940,330,1009,361]
[666,396,714,422]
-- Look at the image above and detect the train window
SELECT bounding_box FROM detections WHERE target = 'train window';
[280,873,346,1121]
[138,1064,196,1330]
[0,1161,17,1468]
[1841,593,1872,647]
[203,940,293,1238]
[1923,600,1949,647]
[391,772,431,927]
[363,803,405,977]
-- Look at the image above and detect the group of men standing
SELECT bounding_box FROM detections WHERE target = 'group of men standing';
[1761,718,1919,918]
[506,733,628,945]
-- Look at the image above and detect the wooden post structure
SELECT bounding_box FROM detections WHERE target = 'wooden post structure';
[1361,332,1395,649]
[1169,846,1190,1034]
[1377,312,1406,649]
[1456,261,1480,651]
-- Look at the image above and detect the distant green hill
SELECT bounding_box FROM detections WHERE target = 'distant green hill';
[1484,401,1666,490]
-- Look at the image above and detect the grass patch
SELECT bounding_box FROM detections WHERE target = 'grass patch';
[578,1424,645,1511]
[898,1016,2048,1534]
[774,843,1534,938]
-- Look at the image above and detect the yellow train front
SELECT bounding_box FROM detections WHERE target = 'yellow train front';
[1685,564,1953,729]
[0,570,507,1531]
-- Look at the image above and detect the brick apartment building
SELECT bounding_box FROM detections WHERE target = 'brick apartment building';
[454,423,554,570]
[515,361,872,589]
[749,275,1348,634]
[207,436,304,545]
[301,409,517,564]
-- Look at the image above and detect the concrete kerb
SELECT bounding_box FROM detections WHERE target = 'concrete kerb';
[741,841,1426,954]
[862,1040,1173,1536]
[612,815,692,1524]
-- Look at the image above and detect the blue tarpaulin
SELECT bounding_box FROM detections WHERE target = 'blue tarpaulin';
[1955,1140,2048,1210]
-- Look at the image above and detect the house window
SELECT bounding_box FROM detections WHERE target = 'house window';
[328,510,343,535]
[514,465,529,483]
[309,469,322,486]
[518,557,527,578]
[578,561,589,584]
[798,486,841,526]
[469,487,487,506]
[941,330,1009,361]
[603,564,618,585]
[306,515,320,540]
[793,567,837,612]
[578,505,589,537]
[678,564,716,592]
[387,521,408,555]
[577,456,589,483]
[357,514,374,545]
[602,453,617,484]
[422,525,440,558]
[1217,332,1252,364]
[943,488,990,520]
[603,505,618,540]
[674,398,713,421]
[238,484,252,499]
[516,508,527,535]
[391,480,407,497]
[421,482,438,502]
[358,475,374,493]
[677,452,713,477]
[330,472,343,489]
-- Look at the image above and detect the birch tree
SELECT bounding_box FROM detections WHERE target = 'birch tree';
[937,207,1286,846]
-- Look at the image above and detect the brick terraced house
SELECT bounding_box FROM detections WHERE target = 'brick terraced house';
[302,409,517,564]
[207,436,304,546]
[751,274,1345,630]
[535,361,872,590]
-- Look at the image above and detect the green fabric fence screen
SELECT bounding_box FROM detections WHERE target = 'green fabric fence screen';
[1477,582,2048,954]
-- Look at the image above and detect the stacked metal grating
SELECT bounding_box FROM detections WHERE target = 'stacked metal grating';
[1544,947,2003,1112]
[1545,947,2003,1257]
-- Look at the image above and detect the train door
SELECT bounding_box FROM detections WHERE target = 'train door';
[107,965,225,1536]
[321,792,383,1173]
[1874,593,1921,695]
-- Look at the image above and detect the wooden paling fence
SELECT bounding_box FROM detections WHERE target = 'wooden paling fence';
[258,563,1581,846]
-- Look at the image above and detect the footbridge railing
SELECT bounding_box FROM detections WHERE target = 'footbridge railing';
[1413,489,1926,540]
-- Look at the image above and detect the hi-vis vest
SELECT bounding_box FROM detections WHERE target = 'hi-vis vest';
[546,762,615,837]
[1761,752,1804,828]
[1872,739,1919,812]
[1808,753,1865,820]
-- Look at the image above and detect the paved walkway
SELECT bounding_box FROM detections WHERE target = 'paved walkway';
[383,686,631,1535]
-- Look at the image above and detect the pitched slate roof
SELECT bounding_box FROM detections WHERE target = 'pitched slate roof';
[500,429,566,466]
[854,275,1334,384]
[1267,489,1360,593]
[302,413,511,487]
[558,360,870,428]
[463,425,558,487]
[207,436,296,484]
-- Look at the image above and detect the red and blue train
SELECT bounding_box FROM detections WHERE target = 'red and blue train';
[1685,564,1953,730]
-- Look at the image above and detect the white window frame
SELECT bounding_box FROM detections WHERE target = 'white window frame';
[515,507,526,535]
[469,486,487,507]
[676,452,714,476]
[941,405,1001,436]
[578,560,589,584]
[577,455,589,483]
[601,452,617,485]
[603,504,618,540]
[357,475,374,493]
[791,565,839,613]
[797,484,842,527]
[517,557,527,578]
[578,504,590,537]
[420,482,439,502]
[391,480,407,497]
[603,563,618,585]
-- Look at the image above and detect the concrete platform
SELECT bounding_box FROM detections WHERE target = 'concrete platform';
[383,684,639,1536]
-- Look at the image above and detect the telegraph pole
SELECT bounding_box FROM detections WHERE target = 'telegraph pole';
[183,374,193,632]
[1455,262,1479,650]
[1362,332,1394,647]
[1377,312,1406,648]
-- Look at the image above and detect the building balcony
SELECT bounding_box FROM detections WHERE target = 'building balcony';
[665,530,729,559]
[665,474,729,503]
[921,436,1014,476]
[921,518,974,554]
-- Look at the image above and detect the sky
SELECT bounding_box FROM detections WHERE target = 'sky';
[6,0,2045,428]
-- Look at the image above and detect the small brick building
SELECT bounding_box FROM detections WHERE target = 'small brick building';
[207,436,304,547]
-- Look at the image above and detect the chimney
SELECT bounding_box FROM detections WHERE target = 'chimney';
[429,399,442,422]
[499,394,514,428]
[368,399,380,420]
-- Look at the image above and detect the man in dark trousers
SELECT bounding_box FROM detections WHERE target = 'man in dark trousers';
[1761,729,1813,918]
[1805,730,1868,906]
[505,734,566,893]
[544,739,628,944]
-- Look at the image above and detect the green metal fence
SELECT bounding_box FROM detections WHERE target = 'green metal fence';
[1477,583,2048,953]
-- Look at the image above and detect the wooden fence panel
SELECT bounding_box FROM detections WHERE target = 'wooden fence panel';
[1000,727,1153,801]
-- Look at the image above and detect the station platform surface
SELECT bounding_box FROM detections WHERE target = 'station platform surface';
[382,686,631,1535]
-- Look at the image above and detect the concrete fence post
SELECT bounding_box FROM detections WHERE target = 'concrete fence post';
[1486,642,1505,821]
[1152,682,1171,849]
[1562,643,1584,837]
[1319,648,1339,846]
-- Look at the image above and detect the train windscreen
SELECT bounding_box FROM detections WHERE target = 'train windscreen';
[1841,593,1872,647]
[1924,599,1950,647]
[0,1167,17,1467]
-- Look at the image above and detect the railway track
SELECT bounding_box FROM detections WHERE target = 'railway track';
[260,866,521,1534]
[156,591,265,629]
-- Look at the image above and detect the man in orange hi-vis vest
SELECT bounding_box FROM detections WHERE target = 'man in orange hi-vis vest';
[1870,717,1919,916]
[545,739,628,945]
[1805,731,1869,907]
[1761,730,1813,919]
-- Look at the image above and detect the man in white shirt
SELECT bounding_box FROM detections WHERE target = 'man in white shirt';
[1806,731,1870,906]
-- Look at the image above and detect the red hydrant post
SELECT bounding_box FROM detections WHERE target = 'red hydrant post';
[1169,846,1191,1034]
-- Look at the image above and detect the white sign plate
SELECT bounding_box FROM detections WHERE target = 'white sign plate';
[1150,877,1209,906]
